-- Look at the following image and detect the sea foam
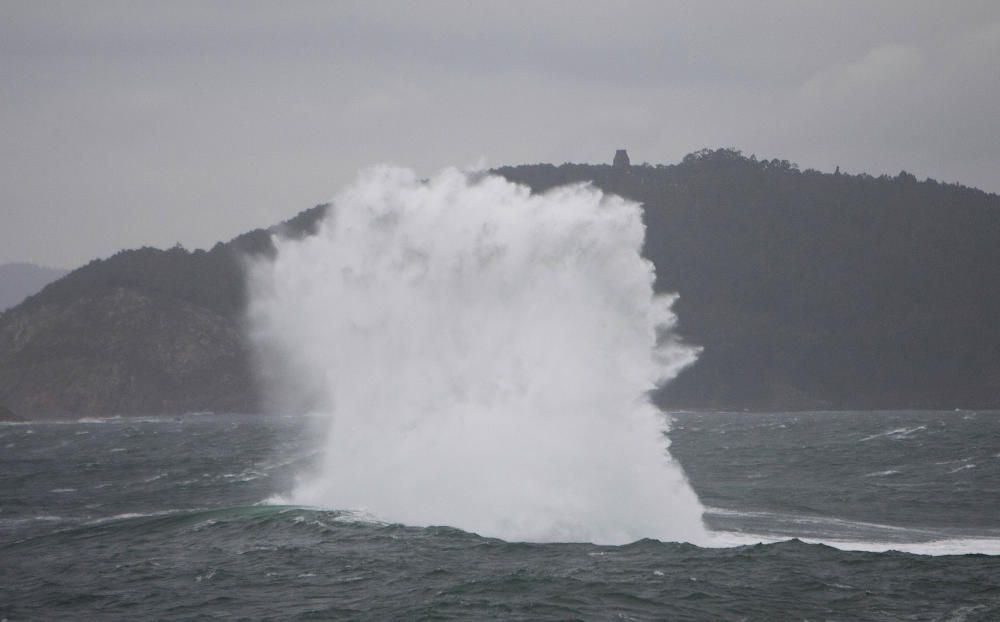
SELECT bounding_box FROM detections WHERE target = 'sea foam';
[248,166,706,545]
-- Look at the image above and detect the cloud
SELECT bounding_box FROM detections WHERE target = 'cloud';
[1,2,998,266]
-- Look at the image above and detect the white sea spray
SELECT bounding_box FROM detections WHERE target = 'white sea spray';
[248,166,706,544]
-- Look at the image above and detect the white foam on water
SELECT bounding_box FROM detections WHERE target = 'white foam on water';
[702,507,1000,556]
[705,530,1000,556]
[862,469,901,478]
[248,166,706,545]
[859,425,927,442]
[705,506,930,536]
[77,416,122,424]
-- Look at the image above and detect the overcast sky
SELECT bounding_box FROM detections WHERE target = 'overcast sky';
[3,1,999,268]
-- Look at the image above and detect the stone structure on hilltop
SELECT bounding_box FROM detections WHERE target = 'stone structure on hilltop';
[613,149,631,168]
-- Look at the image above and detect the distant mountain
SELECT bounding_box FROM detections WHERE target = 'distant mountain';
[0,263,67,311]
[2,150,999,419]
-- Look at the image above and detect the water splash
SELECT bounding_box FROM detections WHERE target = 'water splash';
[247,166,706,544]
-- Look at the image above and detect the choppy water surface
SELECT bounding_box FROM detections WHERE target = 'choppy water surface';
[2,411,1000,620]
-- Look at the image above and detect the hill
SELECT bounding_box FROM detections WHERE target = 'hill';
[2,150,999,418]
[0,206,327,418]
[496,150,1000,410]
[0,263,67,311]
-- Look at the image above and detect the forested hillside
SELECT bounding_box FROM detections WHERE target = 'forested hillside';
[0,205,327,418]
[2,150,998,418]
[497,150,1000,410]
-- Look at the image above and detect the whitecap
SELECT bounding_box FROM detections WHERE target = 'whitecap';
[859,426,927,442]
[862,469,901,477]
[86,509,188,525]
[935,457,974,465]
[703,530,1000,556]
[704,507,924,535]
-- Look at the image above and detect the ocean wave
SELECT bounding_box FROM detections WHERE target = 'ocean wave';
[705,530,1000,556]
[9,502,1000,560]
[948,464,977,474]
[704,506,927,535]
[701,507,1000,556]
[859,425,928,442]
[862,469,901,477]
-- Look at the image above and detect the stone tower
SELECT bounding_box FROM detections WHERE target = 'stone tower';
[613,149,631,169]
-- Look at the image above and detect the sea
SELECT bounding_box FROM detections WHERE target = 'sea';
[2,410,999,621]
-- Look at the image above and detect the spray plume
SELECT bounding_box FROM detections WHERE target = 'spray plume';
[248,166,706,544]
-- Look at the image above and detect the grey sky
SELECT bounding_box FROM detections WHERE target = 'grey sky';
[3,1,999,268]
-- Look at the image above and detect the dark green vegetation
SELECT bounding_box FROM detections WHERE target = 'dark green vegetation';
[2,150,999,417]
[497,150,1000,411]
[0,206,327,418]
